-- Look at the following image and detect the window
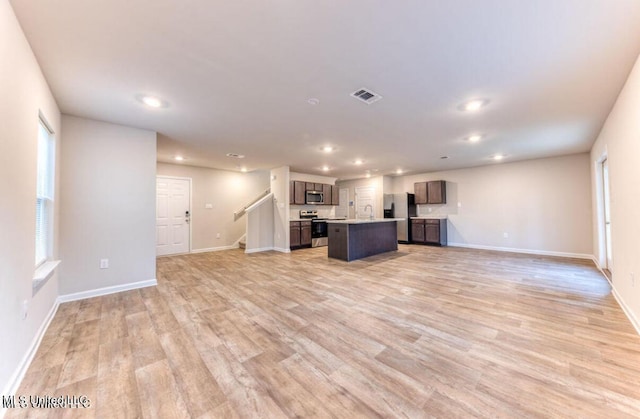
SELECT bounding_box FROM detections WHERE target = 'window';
[35,118,55,267]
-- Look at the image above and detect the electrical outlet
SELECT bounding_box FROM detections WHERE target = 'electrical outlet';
[216,233,221,239]
[205,203,213,209]
[100,259,109,269]
[503,232,509,238]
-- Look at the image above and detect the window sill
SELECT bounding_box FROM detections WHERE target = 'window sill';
[33,260,60,295]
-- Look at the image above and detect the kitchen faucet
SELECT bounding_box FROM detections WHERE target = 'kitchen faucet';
[364,204,374,220]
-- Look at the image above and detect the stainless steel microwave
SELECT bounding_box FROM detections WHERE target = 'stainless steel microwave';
[306,190,324,204]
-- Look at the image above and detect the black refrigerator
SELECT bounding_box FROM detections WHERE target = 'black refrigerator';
[383,193,417,243]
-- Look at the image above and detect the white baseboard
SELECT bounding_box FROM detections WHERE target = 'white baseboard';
[591,258,639,336]
[191,245,237,254]
[244,246,275,254]
[2,300,59,398]
[611,287,640,335]
[447,242,593,260]
[57,279,157,303]
[273,247,291,254]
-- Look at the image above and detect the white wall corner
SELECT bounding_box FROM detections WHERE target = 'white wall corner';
[2,300,59,398]
[611,288,640,336]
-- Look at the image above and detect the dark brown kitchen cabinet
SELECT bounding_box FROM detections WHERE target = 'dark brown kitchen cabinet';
[322,184,332,205]
[414,180,446,204]
[411,219,425,243]
[331,185,339,205]
[291,181,306,205]
[289,181,295,204]
[427,180,446,204]
[410,218,447,246]
[414,182,427,204]
[290,221,301,248]
[300,220,312,246]
[290,181,339,206]
[290,220,312,250]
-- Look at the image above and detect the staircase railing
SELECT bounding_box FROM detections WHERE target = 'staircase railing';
[234,188,271,221]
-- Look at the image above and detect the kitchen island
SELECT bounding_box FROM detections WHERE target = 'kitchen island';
[327,219,403,261]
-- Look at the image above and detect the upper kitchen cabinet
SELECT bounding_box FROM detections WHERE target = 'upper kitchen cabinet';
[331,185,339,206]
[427,180,446,204]
[322,184,332,205]
[291,181,306,205]
[414,180,446,204]
[290,181,337,205]
[414,182,427,204]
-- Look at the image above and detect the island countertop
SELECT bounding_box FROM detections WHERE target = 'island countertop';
[327,218,405,224]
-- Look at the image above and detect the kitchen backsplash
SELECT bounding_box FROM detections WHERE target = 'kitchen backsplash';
[290,205,336,219]
[417,205,451,217]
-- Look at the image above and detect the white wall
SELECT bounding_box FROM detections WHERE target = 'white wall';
[590,53,640,330]
[59,116,157,295]
[271,166,290,252]
[0,0,62,395]
[245,196,275,252]
[393,154,592,257]
[157,163,269,251]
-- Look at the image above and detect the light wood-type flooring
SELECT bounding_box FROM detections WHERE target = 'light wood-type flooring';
[8,245,640,418]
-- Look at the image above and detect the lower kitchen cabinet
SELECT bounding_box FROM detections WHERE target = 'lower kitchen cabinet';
[410,218,447,246]
[411,219,425,242]
[290,220,312,250]
[301,221,312,246]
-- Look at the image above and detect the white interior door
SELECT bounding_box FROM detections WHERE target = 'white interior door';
[355,186,375,220]
[602,159,613,271]
[336,188,349,218]
[156,177,191,256]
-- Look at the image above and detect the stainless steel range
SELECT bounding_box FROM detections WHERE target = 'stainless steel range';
[300,210,328,247]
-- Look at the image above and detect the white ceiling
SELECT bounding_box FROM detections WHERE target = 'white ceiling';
[11,0,640,179]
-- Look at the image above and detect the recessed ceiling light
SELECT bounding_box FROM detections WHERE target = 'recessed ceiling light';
[174,156,184,161]
[138,95,165,108]
[354,159,364,165]
[467,134,482,143]
[365,173,371,178]
[322,166,330,172]
[226,153,245,159]
[459,99,489,112]
[322,146,334,153]
[240,167,247,172]
[493,154,505,161]
[307,98,320,105]
[396,169,403,175]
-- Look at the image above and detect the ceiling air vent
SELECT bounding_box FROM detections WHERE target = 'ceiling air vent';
[351,88,382,104]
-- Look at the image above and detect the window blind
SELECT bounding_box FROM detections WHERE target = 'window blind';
[35,121,54,266]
